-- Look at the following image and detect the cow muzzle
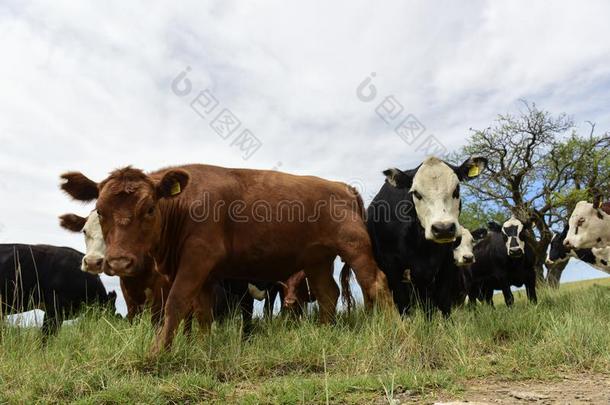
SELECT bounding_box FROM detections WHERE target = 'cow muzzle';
[106,255,136,276]
[461,254,475,265]
[83,256,104,274]
[430,222,457,243]
[509,247,524,258]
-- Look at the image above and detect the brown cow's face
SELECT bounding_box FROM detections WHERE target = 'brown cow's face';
[95,167,189,277]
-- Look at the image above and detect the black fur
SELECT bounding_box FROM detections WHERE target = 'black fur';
[0,244,115,338]
[468,223,537,307]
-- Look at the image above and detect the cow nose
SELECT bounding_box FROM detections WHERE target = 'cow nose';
[463,255,474,264]
[563,239,573,249]
[509,247,523,256]
[83,257,104,272]
[431,222,457,240]
[107,256,135,273]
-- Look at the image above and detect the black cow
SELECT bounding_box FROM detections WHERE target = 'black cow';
[360,156,487,317]
[0,244,116,338]
[468,218,537,307]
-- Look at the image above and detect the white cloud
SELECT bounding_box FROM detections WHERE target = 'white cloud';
[1,0,609,304]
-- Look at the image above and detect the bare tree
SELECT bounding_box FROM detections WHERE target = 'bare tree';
[455,101,610,285]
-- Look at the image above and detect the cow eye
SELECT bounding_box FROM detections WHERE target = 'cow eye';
[411,190,423,200]
[577,218,585,226]
[82,230,87,237]
[146,206,155,216]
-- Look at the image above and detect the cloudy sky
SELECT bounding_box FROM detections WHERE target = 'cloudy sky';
[1,1,609,313]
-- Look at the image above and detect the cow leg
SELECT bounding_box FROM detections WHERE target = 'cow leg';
[339,246,392,310]
[304,261,339,324]
[264,287,278,320]
[526,280,538,304]
[483,289,495,307]
[182,311,194,337]
[41,309,62,341]
[240,293,255,339]
[151,255,217,356]
[193,282,215,334]
[502,286,514,307]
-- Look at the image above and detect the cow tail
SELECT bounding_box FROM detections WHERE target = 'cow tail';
[340,263,354,315]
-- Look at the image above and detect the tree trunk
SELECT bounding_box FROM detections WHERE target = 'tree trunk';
[546,260,569,288]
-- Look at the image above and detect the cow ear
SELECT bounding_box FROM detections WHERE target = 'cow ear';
[472,228,488,240]
[383,168,413,189]
[59,213,87,232]
[60,172,99,201]
[456,157,488,181]
[156,170,190,199]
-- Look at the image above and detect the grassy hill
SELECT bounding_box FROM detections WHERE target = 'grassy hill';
[1,279,610,403]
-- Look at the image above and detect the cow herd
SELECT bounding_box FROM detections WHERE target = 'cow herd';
[1,155,609,355]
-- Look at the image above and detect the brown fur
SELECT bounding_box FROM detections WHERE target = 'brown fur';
[62,164,392,354]
[59,214,87,233]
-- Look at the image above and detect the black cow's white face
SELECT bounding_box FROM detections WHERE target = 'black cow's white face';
[384,156,487,244]
[502,217,526,258]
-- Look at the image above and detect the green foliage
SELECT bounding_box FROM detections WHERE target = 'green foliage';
[2,281,610,403]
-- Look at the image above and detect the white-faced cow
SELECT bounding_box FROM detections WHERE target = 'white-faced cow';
[359,156,487,317]
[547,223,610,275]
[564,198,610,250]
[0,244,116,338]
[468,218,537,307]
[448,226,488,307]
[60,165,391,354]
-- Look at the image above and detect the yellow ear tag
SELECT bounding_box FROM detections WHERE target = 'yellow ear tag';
[468,165,481,178]
[170,181,181,196]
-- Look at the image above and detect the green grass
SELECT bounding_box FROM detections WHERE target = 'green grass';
[2,278,610,404]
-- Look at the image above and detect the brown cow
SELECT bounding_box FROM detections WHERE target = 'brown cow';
[60,164,391,354]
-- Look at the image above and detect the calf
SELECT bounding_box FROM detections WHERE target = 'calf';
[448,226,487,307]
[0,244,116,337]
[359,156,488,317]
[547,225,610,274]
[564,197,610,250]
[468,218,537,307]
[60,164,391,354]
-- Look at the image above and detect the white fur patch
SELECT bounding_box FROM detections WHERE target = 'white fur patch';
[502,217,525,256]
[81,210,106,274]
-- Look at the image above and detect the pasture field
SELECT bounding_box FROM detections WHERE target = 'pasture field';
[1,278,610,404]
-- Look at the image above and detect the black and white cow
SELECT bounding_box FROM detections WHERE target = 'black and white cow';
[564,199,610,250]
[365,156,487,317]
[0,244,116,338]
[468,218,537,307]
[547,225,610,274]
[448,226,488,307]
